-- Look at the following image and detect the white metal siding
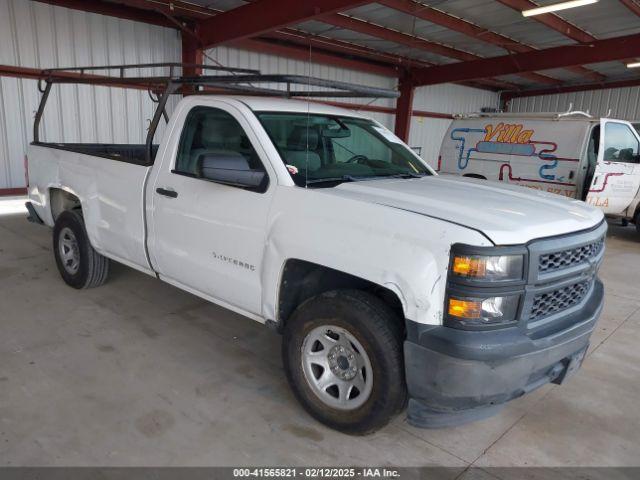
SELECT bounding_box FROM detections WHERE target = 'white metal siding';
[409,84,500,167]
[204,46,397,129]
[0,0,181,189]
[508,87,640,121]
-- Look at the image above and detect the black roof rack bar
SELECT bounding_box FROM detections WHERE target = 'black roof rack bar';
[39,64,400,99]
[42,62,259,77]
[179,74,400,99]
[33,64,400,152]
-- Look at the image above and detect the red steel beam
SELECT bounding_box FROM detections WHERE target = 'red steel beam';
[321,13,561,85]
[33,0,174,27]
[378,0,605,82]
[502,76,640,101]
[0,188,28,196]
[495,0,596,43]
[620,0,640,17]
[410,33,640,86]
[394,78,415,141]
[182,36,203,76]
[198,0,372,48]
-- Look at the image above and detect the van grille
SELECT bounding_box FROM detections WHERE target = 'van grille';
[538,238,604,273]
[530,281,591,321]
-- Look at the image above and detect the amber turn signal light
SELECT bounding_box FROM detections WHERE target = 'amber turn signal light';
[448,298,482,319]
[452,256,487,277]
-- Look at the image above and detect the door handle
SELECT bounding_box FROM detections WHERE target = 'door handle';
[156,187,178,198]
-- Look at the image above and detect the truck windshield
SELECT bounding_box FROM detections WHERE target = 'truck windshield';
[256,112,431,187]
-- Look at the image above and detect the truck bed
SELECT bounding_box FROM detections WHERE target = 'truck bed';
[32,143,159,166]
[27,143,153,274]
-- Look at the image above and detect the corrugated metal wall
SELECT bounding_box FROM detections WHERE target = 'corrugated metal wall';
[0,0,500,189]
[0,0,181,189]
[203,45,398,129]
[409,84,500,166]
[508,86,640,120]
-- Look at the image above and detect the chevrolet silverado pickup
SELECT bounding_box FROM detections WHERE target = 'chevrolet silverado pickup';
[26,70,606,435]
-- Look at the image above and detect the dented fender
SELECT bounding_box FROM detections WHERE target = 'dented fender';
[260,186,491,326]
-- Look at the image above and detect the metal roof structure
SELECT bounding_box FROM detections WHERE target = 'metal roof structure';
[28,0,640,93]
[12,0,640,141]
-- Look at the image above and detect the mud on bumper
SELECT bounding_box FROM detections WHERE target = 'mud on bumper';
[404,279,604,428]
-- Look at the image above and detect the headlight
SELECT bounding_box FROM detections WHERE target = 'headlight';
[451,253,524,282]
[446,294,520,328]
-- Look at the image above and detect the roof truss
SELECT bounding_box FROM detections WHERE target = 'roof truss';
[25,0,640,94]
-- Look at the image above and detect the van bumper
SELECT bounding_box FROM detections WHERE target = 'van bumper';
[404,279,604,428]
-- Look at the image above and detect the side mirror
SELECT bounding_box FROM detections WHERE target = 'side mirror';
[198,153,266,189]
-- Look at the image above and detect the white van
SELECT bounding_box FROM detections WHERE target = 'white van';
[438,111,640,227]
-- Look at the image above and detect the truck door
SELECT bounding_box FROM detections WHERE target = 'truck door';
[586,120,640,214]
[149,102,274,316]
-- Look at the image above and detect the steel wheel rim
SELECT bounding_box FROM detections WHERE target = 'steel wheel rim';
[301,325,373,410]
[59,227,80,275]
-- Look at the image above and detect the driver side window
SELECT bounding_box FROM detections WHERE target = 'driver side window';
[603,122,640,163]
[175,106,265,176]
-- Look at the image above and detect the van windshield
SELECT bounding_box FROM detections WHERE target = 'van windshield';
[256,112,431,187]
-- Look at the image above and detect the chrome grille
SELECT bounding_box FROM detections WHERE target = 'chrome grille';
[538,238,604,273]
[530,281,591,321]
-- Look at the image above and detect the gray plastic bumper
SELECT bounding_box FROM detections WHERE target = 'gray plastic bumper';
[404,279,604,428]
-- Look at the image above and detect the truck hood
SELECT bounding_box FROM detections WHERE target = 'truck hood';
[327,175,604,245]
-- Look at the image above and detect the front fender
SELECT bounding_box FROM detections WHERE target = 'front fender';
[260,187,491,325]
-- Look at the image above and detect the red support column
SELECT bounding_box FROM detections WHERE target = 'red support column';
[394,75,415,143]
[182,33,203,94]
[182,34,203,76]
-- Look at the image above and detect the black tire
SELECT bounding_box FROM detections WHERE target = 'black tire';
[53,209,109,289]
[463,173,487,180]
[282,290,406,435]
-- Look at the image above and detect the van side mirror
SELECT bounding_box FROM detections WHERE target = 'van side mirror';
[197,153,266,189]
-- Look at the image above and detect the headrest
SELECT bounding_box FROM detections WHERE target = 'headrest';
[287,126,319,151]
[200,116,242,148]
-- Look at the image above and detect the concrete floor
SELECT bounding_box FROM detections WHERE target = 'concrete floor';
[0,197,639,467]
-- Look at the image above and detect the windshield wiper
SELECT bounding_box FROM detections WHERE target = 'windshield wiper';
[373,172,426,179]
[305,175,358,186]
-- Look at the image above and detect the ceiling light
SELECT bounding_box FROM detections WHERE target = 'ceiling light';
[627,62,640,69]
[522,0,599,17]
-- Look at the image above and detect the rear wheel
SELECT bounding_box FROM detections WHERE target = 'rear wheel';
[53,210,109,289]
[283,290,406,435]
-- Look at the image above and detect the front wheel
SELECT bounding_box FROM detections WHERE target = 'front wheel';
[53,210,109,289]
[282,290,406,435]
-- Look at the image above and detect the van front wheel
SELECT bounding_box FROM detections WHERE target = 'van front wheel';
[282,290,406,435]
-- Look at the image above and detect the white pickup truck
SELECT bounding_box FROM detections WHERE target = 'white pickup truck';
[26,68,606,435]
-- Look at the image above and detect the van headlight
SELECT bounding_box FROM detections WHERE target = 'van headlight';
[451,253,524,282]
[446,294,520,328]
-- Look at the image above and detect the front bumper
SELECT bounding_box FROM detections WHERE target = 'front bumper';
[404,278,603,428]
